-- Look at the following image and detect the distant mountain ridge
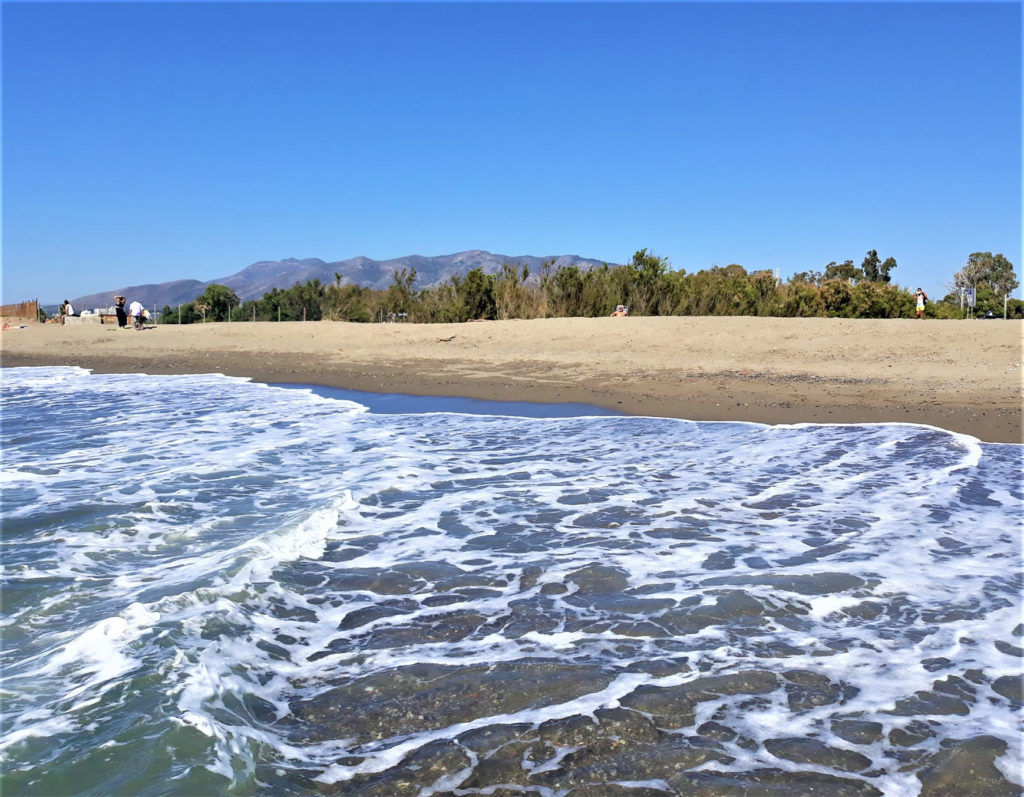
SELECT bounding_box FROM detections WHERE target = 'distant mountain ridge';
[72,250,617,310]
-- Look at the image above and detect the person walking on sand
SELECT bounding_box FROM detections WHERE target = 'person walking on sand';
[914,288,927,319]
[114,295,127,328]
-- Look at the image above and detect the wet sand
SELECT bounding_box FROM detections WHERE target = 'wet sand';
[2,317,1021,443]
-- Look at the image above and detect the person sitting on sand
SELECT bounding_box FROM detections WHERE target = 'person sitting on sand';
[610,305,628,317]
[914,288,927,319]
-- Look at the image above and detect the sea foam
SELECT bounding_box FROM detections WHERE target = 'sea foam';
[1,367,1020,796]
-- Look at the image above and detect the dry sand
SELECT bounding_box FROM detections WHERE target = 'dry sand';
[2,316,1022,443]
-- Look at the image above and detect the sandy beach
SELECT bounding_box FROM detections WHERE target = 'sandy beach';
[2,316,1021,443]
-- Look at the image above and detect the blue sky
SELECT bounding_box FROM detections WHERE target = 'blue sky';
[3,1,1021,304]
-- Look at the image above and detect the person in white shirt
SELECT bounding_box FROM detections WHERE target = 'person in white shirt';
[914,288,928,320]
[128,300,145,328]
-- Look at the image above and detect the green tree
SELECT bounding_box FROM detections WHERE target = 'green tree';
[417,279,464,323]
[494,263,540,319]
[878,256,897,284]
[625,249,669,315]
[779,279,825,316]
[820,279,854,316]
[790,269,823,286]
[961,252,1018,299]
[859,251,898,283]
[385,268,417,317]
[950,254,1007,316]
[542,263,585,317]
[459,267,496,320]
[848,281,913,318]
[285,280,326,320]
[861,250,881,282]
[824,260,862,283]
[324,282,374,322]
[194,284,240,322]
[162,301,203,324]
[253,281,324,321]
[260,287,287,321]
[582,264,620,316]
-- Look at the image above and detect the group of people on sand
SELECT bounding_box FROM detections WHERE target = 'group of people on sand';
[58,296,146,327]
[113,295,147,328]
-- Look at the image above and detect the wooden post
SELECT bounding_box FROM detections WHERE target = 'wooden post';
[178,305,181,324]
[278,307,281,323]
[303,307,306,322]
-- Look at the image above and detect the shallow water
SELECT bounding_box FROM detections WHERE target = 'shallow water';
[1,367,1021,796]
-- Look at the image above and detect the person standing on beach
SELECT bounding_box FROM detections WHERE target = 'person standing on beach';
[915,288,927,319]
[114,295,127,328]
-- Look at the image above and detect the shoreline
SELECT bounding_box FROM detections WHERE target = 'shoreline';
[2,317,1021,443]
[270,382,625,418]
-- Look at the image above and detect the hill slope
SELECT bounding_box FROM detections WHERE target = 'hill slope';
[72,250,616,310]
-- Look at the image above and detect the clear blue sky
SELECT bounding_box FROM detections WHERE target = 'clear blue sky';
[3,1,1021,304]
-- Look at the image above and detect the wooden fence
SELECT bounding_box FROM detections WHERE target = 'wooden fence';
[0,300,38,320]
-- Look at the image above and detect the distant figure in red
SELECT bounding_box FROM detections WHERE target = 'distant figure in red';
[914,288,927,319]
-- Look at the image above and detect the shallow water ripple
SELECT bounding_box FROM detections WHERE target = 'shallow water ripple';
[1,367,1021,796]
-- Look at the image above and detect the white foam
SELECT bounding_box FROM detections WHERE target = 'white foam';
[44,602,160,680]
[2,367,1020,795]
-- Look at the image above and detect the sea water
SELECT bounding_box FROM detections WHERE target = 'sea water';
[1,366,1021,797]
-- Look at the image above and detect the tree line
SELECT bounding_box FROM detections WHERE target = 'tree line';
[159,249,1021,324]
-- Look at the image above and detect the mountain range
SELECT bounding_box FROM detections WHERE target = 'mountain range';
[72,250,617,310]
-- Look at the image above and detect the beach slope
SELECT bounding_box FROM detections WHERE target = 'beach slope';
[2,317,1021,443]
